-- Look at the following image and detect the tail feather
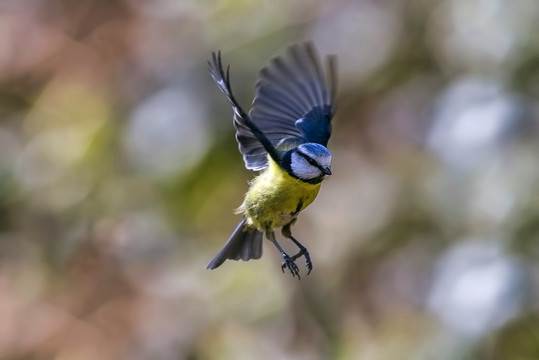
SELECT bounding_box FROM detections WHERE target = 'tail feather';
[206,218,263,270]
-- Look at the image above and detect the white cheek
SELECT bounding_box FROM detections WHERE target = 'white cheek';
[291,154,322,179]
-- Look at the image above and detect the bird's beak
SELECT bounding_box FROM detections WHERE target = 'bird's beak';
[322,166,332,175]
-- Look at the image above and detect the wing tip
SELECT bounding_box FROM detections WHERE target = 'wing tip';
[327,54,338,107]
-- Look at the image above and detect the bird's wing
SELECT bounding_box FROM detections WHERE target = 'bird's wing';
[209,51,282,170]
[209,43,337,171]
[248,42,338,164]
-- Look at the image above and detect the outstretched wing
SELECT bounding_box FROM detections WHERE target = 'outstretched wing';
[245,42,338,170]
[209,43,337,171]
[209,51,281,170]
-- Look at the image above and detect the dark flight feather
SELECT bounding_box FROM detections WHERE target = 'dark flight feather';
[206,218,263,269]
[208,51,282,169]
[247,42,337,168]
[209,42,337,171]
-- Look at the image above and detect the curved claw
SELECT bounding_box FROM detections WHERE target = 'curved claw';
[281,255,300,279]
[305,252,313,275]
[291,248,313,275]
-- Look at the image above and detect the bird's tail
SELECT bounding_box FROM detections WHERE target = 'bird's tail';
[206,218,263,270]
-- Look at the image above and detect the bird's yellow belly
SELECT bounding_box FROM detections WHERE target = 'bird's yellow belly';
[237,159,321,231]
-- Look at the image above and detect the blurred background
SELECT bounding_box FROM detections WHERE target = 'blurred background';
[0,0,538,359]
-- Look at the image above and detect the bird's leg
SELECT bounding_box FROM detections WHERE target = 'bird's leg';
[282,223,312,275]
[266,231,300,279]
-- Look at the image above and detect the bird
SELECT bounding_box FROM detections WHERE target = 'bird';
[206,42,337,278]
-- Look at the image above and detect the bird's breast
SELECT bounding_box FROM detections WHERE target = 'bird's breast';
[237,158,322,231]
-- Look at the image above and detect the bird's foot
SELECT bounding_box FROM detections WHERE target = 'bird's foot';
[281,254,300,279]
[291,248,313,275]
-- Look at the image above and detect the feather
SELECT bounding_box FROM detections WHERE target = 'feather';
[248,42,337,166]
[209,42,337,171]
[206,218,263,269]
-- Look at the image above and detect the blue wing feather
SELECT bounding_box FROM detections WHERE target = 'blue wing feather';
[244,42,337,170]
[295,105,332,146]
[210,42,337,171]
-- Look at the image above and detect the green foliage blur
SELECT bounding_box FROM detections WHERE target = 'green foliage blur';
[0,0,538,359]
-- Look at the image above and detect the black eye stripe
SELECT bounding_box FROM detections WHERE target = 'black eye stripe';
[296,151,324,171]
[296,151,314,163]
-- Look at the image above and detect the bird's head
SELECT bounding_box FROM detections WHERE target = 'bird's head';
[285,143,332,183]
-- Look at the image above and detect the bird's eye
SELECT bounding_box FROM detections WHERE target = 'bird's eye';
[307,158,317,166]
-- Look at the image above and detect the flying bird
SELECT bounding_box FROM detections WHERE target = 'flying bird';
[206,42,337,278]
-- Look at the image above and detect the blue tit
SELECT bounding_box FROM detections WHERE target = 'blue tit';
[206,42,337,278]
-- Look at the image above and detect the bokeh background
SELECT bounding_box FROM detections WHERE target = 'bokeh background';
[0,0,538,359]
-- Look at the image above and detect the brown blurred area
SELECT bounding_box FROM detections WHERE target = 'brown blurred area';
[0,0,538,359]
